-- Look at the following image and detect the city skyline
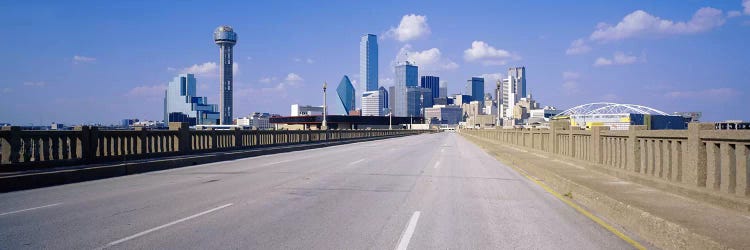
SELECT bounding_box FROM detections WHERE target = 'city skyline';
[1,0,749,124]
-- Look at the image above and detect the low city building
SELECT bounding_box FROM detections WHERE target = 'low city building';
[424,105,463,125]
[291,104,324,116]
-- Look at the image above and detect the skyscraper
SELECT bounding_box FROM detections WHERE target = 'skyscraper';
[501,66,527,118]
[439,81,448,98]
[420,76,440,100]
[336,75,355,115]
[394,61,418,117]
[362,88,387,116]
[465,77,485,102]
[379,86,389,111]
[360,34,378,92]
[213,25,237,125]
[163,74,220,125]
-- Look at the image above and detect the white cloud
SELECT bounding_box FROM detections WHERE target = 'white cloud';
[566,39,591,55]
[594,58,613,66]
[728,10,742,18]
[385,14,431,42]
[23,81,46,87]
[236,73,305,99]
[593,51,639,66]
[166,67,176,71]
[745,0,750,15]
[463,41,520,65]
[259,76,278,84]
[561,71,582,95]
[394,44,459,72]
[306,58,315,64]
[125,85,166,98]
[179,62,239,78]
[665,88,741,99]
[562,71,581,80]
[480,73,504,85]
[247,56,253,60]
[1,87,11,94]
[590,7,725,42]
[72,55,96,64]
[285,73,304,83]
[181,62,217,76]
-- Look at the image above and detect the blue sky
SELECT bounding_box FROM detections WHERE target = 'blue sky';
[1,0,748,124]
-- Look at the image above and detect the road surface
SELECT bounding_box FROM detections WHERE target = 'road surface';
[0,132,632,249]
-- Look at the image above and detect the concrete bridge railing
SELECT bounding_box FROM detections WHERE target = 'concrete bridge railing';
[461,122,750,202]
[0,122,430,170]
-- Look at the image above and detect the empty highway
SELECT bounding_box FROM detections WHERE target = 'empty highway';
[0,132,633,249]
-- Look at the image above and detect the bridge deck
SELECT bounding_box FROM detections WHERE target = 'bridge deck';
[0,133,633,249]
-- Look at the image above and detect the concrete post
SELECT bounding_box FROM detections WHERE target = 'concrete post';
[134,126,147,154]
[2,126,21,164]
[591,126,609,164]
[684,123,714,187]
[169,122,190,154]
[626,125,647,173]
[234,127,242,148]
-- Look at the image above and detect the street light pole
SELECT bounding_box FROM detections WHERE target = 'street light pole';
[322,82,328,130]
[389,108,392,130]
[496,80,502,127]
[420,93,424,124]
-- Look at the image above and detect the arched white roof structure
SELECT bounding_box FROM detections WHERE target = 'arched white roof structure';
[555,102,668,117]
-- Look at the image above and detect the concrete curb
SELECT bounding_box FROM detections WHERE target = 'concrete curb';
[0,135,408,193]
[462,133,728,250]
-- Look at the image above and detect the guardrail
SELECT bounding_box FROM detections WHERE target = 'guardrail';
[0,122,431,171]
[460,123,750,200]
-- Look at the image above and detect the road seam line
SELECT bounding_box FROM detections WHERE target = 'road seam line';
[100,203,233,248]
[0,203,62,216]
[349,159,365,165]
[395,211,421,250]
[434,161,440,169]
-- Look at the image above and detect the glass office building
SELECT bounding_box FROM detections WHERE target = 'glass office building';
[394,61,418,117]
[336,75,356,115]
[163,74,220,126]
[420,76,440,100]
[360,34,378,92]
[465,77,485,102]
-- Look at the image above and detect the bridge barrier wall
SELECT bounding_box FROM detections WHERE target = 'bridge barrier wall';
[0,123,431,171]
[460,123,750,202]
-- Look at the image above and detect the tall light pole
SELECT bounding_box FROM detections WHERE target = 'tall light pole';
[420,93,425,124]
[496,79,502,127]
[389,109,392,130]
[322,82,328,130]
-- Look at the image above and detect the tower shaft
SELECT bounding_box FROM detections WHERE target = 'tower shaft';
[219,44,233,125]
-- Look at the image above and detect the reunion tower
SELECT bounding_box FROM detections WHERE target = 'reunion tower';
[213,25,237,125]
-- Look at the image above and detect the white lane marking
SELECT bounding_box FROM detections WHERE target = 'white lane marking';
[395,211,421,250]
[531,153,549,159]
[349,159,365,165]
[101,203,233,248]
[552,159,584,170]
[434,161,440,169]
[503,145,528,153]
[262,160,293,166]
[0,203,62,216]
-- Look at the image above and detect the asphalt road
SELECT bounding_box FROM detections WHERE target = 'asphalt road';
[0,132,632,249]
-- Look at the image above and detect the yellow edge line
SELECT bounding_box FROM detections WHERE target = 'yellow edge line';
[510,165,646,250]
[462,133,645,250]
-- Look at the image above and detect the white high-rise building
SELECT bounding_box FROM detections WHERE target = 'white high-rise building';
[362,88,386,116]
[501,66,526,118]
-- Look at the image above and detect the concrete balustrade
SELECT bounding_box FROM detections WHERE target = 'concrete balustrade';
[0,122,429,170]
[461,122,750,200]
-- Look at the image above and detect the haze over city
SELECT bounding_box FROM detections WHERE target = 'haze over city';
[1,0,748,124]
